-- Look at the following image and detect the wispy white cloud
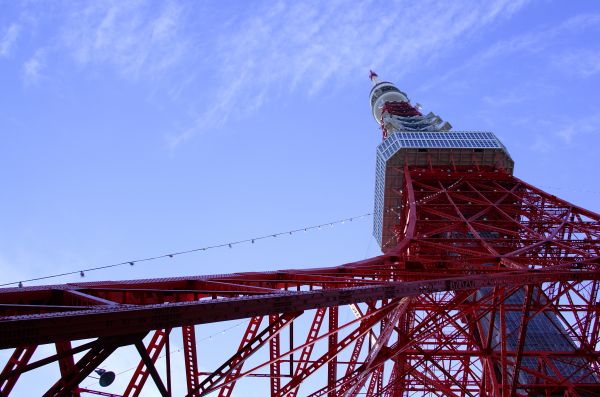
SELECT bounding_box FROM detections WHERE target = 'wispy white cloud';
[480,80,559,110]
[168,0,529,146]
[552,48,600,78]
[483,91,528,107]
[555,113,600,143]
[521,111,600,152]
[479,13,600,62]
[422,12,600,92]
[59,1,189,81]
[0,23,20,57]
[22,49,45,85]
[3,0,535,146]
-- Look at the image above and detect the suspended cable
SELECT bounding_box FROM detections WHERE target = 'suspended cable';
[537,184,600,195]
[2,213,372,288]
[82,319,247,389]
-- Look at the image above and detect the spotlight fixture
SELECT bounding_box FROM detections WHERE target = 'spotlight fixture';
[95,369,116,387]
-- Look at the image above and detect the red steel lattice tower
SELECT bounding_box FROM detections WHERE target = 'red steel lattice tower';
[1,73,600,396]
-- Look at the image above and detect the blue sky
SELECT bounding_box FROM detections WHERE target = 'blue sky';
[1,0,600,395]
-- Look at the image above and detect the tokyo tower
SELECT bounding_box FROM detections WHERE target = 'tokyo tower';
[1,72,600,396]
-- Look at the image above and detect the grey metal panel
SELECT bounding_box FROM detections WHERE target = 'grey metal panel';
[477,287,599,385]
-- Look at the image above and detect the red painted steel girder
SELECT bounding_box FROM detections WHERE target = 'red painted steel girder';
[123,329,169,397]
[1,168,600,396]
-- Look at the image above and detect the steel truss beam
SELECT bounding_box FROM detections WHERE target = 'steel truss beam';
[182,325,199,395]
[216,316,263,397]
[45,333,144,396]
[1,167,600,395]
[193,312,300,397]
[124,329,170,397]
[0,345,36,395]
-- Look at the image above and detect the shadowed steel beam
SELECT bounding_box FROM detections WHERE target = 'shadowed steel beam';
[2,268,597,349]
[55,341,80,397]
[124,329,169,397]
[0,346,36,396]
[44,334,143,397]
[134,340,168,397]
[327,306,338,397]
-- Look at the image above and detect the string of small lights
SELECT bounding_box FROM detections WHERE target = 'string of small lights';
[2,213,372,288]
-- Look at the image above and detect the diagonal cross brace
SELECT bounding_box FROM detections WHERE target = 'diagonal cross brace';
[189,311,301,397]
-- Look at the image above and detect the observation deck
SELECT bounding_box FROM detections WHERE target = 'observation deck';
[373,130,513,248]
